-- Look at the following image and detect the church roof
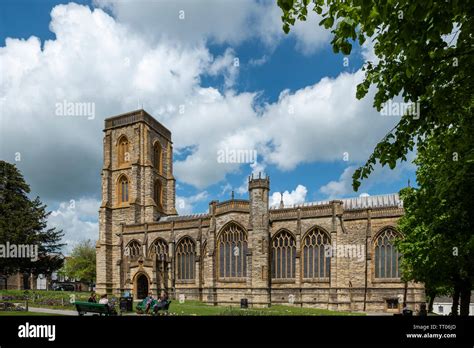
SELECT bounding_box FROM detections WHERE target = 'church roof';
[159,213,209,221]
[157,193,401,221]
[270,193,401,210]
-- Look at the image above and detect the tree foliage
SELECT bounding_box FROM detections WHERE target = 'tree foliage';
[0,161,65,276]
[397,109,474,315]
[277,0,474,314]
[277,0,473,190]
[61,239,96,283]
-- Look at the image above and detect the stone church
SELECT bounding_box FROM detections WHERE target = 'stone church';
[96,109,425,312]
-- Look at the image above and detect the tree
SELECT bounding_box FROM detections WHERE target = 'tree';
[277,0,474,314]
[277,0,473,190]
[61,240,96,285]
[0,161,65,281]
[397,112,474,315]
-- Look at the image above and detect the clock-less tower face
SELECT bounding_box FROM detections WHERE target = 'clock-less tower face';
[101,109,177,225]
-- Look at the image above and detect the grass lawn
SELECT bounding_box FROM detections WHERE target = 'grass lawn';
[1,290,364,315]
[0,289,89,310]
[146,300,364,316]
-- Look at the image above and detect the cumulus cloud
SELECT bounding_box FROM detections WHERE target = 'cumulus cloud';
[270,184,307,208]
[0,2,411,248]
[1,3,400,193]
[175,191,209,215]
[47,198,100,254]
[319,159,415,199]
[94,0,332,54]
[207,48,239,88]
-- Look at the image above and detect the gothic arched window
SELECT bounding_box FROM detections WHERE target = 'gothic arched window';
[271,230,296,279]
[218,223,247,279]
[153,141,162,173]
[125,240,141,258]
[302,227,331,279]
[374,228,401,279]
[118,135,130,166]
[118,175,129,204]
[149,238,168,260]
[154,180,162,207]
[176,237,195,281]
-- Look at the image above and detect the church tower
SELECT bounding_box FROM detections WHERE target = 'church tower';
[248,173,271,307]
[96,109,177,295]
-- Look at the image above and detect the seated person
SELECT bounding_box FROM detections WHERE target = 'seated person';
[99,294,108,305]
[153,291,169,314]
[88,292,97,303]
[144,292,154,314]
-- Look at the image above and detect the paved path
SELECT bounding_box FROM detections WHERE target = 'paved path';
[28,306,138,316]
[365,312,394,316]
[28,306,78,316]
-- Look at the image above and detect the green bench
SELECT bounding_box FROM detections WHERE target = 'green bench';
[74,301,117,316]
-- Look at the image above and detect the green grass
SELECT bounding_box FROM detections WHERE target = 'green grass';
[1,291,364,316]
[149,300,364,316]
[0,289,90,310]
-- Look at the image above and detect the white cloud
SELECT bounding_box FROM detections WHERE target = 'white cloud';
[47,198,100,254]
[319,159,415,199]
[94,0,332,54]
[0,3,399,193]
[0,2,413,245]
[270,184,307,207]
[95,0,263,46]
[207,48,239,88]
[176,191,209,215]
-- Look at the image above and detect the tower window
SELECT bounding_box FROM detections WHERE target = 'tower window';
[118,135,130,166]
[153,142,162,173]
[118,175,129,204]
[154,180,162,207]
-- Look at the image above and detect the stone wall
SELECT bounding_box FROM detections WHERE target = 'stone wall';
[96,111,425,313]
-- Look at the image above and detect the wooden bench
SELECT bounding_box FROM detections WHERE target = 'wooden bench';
[74,301,117,316]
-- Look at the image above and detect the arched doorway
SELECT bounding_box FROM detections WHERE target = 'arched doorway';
[136,274,149,299]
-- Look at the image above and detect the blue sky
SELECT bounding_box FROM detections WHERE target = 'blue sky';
[0,0,416,252]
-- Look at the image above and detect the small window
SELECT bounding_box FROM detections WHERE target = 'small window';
[386,298,399,309]
[153,142,162,173]
[154,180,162,207]
[118,135,130,165]
[118,175,129,204]
[125,240,141,258]
[438,305,444,313]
